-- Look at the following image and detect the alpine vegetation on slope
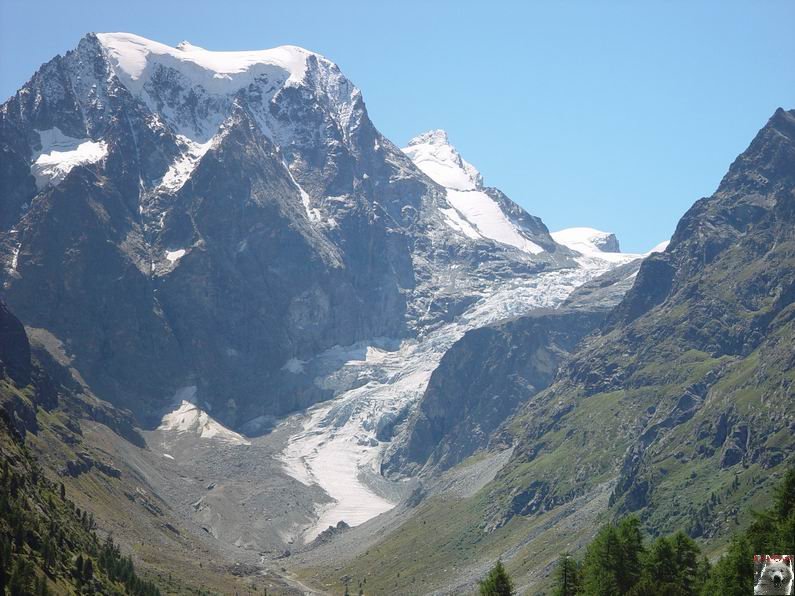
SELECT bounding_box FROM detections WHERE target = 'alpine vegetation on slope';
[491,107,795,536]
[0,301,163,595]
[0,416,162,596]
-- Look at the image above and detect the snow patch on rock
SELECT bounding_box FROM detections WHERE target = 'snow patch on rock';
[284,161,322,223]
[31,128,107,189]
[8,244,20,273]
[165,249,187,263]
[282,358,306,374]
[158,136,214,192]
[158,386,250,445]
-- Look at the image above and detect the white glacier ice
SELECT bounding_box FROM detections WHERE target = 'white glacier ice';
[279,265,614,542]
[31,128,107,190]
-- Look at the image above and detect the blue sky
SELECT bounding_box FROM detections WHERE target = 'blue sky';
[2,1,793,252]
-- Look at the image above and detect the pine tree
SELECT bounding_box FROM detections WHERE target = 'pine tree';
[0,536,8,591]
[479,560,515,596]
[8,556,35,596]
[616,516,645,592]
[34,573,49,596]
[581,524,622,595]
[672,531,701,593]
[699,535,751,596]
[647,536,678,586]
[41,537,55,571]
[553,553,580,596]
[774,468,795,520]
[74,553,84,583]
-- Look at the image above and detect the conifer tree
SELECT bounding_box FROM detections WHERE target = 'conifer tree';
[581,524,622,595]
[647,536,678,586]
[0,536,7,591]
[616,516,645,592]
[553,553,580,596]
[700,535,751,596]
[74,553,84,583]
[672,531,701,593]
[479,560,515,595]
[8,556,34,596]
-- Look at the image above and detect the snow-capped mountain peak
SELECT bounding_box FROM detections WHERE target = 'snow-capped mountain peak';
[96,32,317,92]
[403,130,546,254]
[403,129,483,191]
[91,33,362,145]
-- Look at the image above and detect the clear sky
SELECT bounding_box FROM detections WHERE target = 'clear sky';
[2,0,793,251]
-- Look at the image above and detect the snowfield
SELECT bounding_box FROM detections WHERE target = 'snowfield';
[552,227,669,263]
[446,189,544,254]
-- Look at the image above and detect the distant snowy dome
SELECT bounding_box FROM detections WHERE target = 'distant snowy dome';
[95,32,323,94]
[402,130,483,191]
[551,227,621,255]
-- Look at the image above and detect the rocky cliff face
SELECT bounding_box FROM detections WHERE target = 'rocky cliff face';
[0,33,577,427]
[382,308,608,478]
[492,107,795,534]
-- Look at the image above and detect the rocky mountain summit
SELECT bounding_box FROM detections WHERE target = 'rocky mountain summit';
[0,33,587,430]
